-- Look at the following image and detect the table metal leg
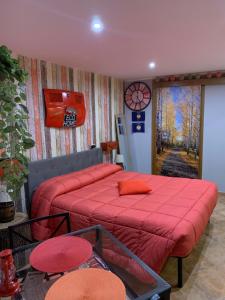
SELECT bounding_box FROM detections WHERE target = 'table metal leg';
[177,257,183,288]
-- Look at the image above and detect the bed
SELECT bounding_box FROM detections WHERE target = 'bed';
[26,148,218,286]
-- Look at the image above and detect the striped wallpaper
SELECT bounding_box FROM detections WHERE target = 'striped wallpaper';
[19,56,124,162]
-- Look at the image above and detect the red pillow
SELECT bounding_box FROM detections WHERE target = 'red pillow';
[118,180,152,196]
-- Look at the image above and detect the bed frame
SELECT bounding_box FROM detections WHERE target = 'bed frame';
[24,148,103,214]
[24,147,184,287]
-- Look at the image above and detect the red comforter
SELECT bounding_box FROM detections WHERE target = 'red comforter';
[31,163,217,273]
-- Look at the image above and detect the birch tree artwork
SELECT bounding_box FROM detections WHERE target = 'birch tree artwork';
[155,86,201,178]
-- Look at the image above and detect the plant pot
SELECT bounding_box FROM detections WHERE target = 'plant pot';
[0,201,15,223]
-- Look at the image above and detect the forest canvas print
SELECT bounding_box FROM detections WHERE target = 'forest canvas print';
[155,86,202,178]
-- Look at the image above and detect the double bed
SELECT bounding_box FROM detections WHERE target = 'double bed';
[26,149,217,286]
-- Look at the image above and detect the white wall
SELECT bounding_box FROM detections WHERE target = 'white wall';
[125,80,152,174]
[202,85,225,192]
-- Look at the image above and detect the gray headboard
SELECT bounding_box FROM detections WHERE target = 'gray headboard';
[24,148,103,213]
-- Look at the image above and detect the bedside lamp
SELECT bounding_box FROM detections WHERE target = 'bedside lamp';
[100,141,118,164]
[115,154,125,169]
[100,141,118,153]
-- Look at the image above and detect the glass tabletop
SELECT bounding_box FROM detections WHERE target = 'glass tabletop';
[13,225,171,300]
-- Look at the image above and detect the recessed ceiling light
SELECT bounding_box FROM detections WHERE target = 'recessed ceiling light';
[149,62,156,69]
[91,16,104,33]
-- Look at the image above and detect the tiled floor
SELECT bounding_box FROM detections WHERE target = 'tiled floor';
[161,193,225,300]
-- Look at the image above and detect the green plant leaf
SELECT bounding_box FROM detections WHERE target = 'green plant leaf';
[3,126,14,133]
[19,104,29,114]
[22,167,29,176]
[0,151,7,158]
[0,45,35,200]
[0,111,7,118]
[15,96,21,103]
[3,103,13,112]
[0,120,5,127]
[0,143,6,149]
[20,92,26,100]
[23,138,35,149]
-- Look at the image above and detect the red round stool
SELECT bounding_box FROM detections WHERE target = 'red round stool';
[45,268,126,300]
[30,236,93,273]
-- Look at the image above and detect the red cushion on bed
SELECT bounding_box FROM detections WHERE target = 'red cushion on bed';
[118,180,151,195]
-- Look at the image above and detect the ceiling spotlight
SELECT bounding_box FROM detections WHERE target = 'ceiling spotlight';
[91,16,104,33]
[149,62,156,69]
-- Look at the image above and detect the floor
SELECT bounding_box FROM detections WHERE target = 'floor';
[161,193,225,300]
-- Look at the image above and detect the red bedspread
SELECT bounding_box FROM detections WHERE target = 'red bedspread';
[31,163,217,273]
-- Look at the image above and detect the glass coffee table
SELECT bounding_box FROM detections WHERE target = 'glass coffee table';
[13,225,171,300]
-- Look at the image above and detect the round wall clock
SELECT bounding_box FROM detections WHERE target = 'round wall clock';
[124,82,151,111]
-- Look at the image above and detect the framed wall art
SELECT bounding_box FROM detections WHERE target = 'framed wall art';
[132,111,145,122]
[152,85,203,179]
[44,89,85,128]
[132,123,145,133]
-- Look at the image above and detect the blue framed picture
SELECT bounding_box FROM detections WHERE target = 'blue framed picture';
[132,111,145,122]
[132,122,145,133]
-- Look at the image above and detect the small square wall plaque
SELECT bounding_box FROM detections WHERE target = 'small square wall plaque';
[132,111,145,122]
[132,122,145,133]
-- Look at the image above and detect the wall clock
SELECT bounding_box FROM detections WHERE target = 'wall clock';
[124,82,151,111]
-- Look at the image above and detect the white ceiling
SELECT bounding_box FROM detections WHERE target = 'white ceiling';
[1,0,225,79]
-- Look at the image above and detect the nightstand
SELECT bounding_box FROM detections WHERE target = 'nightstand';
[0,212,28,250]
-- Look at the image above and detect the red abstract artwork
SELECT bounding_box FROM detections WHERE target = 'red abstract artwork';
[44,89,86,128]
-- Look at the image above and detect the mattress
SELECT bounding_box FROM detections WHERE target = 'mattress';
[31,163,217,273]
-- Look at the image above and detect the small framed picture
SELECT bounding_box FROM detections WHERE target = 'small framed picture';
[132,123,145,133]
[132,111,145,122]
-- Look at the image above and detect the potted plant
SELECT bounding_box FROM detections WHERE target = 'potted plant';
[0,45,35,222]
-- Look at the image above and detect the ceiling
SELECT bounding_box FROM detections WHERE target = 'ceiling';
[1,0,225,79]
